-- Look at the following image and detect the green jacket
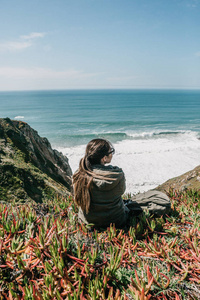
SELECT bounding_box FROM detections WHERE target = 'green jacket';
[78,164,128,228]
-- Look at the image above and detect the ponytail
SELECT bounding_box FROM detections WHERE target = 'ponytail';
[73,157,93,213]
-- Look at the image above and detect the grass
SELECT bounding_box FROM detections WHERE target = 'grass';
[0,189,199,299]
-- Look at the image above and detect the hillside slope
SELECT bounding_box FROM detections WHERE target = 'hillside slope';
[156,164,200,192]
[0,118,72,202]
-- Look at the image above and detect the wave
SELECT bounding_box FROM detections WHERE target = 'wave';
[127,130,199,139]
[57,132,129,145]
[66,132,128,139]
[63,129,199,143]
[14,116,25,119]
[52,129,200,149]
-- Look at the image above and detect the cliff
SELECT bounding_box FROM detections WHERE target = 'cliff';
[156,164,200,193]
[0,118,72,202]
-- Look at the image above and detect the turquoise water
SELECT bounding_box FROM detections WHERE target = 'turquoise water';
[1,89,200,192]
[0,89,200,147]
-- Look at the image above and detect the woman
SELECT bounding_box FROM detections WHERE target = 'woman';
[72,138,171,228]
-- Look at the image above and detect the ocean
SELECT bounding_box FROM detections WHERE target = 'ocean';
[0,89,200,193]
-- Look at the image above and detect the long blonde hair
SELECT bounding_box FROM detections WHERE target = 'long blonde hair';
[72,139,114,213]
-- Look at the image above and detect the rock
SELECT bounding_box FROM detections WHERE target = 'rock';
[0,118,72,202]
[156,165,200,193]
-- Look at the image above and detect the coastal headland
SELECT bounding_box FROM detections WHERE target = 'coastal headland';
[0,118,72,202]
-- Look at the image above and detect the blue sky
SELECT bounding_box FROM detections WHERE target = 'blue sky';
[0,0,200,90]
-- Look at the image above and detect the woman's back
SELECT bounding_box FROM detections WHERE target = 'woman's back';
[78,164,127,227]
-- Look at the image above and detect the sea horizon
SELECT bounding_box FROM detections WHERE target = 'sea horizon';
[1,87,200,93]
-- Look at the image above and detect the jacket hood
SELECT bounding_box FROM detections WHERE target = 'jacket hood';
[91,164,125,191]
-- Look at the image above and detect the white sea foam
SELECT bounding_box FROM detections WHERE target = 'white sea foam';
[14,116,24,119]
[56,131,200,194]
[126,130,188,139]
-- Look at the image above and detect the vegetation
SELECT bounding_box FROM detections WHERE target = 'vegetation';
[0,190,200,299]
[0,118,72,203]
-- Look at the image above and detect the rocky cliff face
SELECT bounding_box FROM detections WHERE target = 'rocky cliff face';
[0,118,72,202]
[156,165,200,193]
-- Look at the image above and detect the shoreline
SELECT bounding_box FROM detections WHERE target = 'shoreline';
[56,132,200,194]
